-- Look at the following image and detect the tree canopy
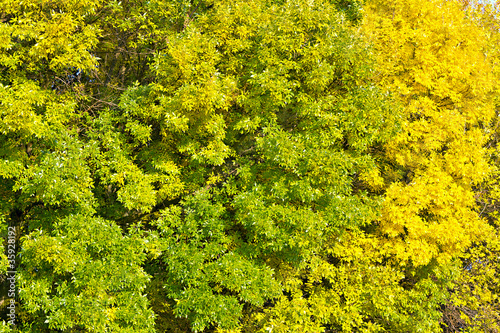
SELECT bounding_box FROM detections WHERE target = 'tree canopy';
[0,0,499,332]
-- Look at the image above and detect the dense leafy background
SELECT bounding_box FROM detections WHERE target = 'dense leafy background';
[0,0,498,332]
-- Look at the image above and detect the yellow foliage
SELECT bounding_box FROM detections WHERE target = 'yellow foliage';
[364,0,498,265]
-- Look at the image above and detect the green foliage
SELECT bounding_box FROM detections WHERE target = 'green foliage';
[19,214,154,332]
[0,0,498,332]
